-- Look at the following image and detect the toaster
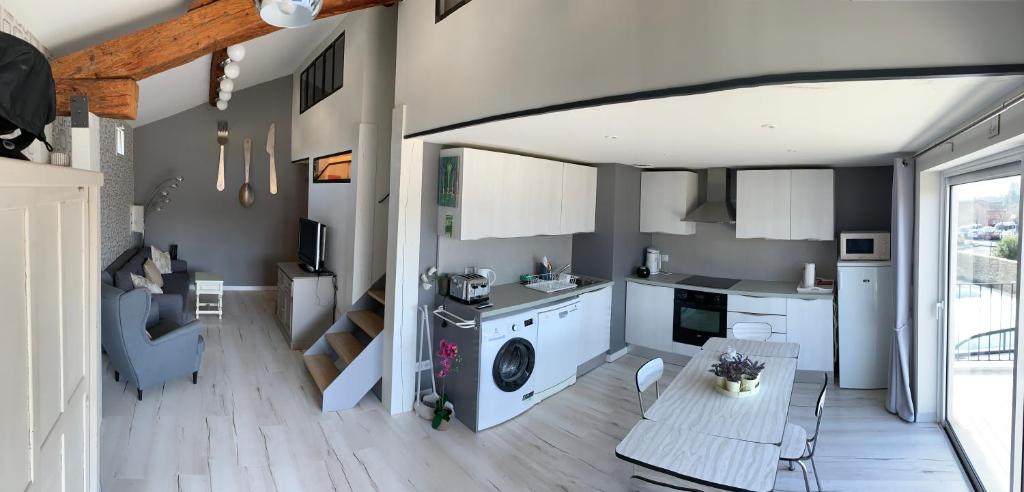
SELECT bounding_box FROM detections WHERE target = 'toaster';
[449,273,491,304]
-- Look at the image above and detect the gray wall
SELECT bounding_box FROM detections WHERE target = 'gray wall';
[573,163,650,353]
[652,165,893,282]
[135,76,306,286]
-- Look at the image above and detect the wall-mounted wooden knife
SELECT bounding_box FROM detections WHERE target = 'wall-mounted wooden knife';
[267,123,278,195]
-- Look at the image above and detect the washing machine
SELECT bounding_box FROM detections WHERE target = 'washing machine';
[476,310,538,431]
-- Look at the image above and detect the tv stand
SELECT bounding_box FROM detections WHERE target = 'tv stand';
[276,262,337,350]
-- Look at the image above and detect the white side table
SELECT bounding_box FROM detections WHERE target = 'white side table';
[195,272,224,319]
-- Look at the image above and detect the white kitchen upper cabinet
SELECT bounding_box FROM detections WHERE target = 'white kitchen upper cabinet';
[441,148,504,240]
[640,171,698,235]
[561,163,598,234]
[577,286,612,366]
[786,298,835,372]
[625,282,675,353]
[440,149,593,240]
[790,169,835,241]
[736,169,792,239]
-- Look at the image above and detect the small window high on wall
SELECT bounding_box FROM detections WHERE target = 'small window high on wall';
[300,32,345,113]
[436,0,474,22]
[313,151,352,183]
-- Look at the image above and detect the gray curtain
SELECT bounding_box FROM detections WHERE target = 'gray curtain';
[887,157,916,422]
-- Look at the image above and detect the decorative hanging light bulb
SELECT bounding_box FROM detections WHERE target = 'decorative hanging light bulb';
[219,90,232,102]
[278,0,297,15]
[219,78,235,92]
[227,44,246,62]
[223,61,241,79]
[216,100,228,111]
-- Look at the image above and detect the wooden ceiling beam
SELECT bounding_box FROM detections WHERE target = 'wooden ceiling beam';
[189,0,222,11]
[208,48,229,107]
[55,79,139,120]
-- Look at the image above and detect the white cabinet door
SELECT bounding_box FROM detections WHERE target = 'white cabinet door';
[786,298,835,372]
[443,148,505,240]
[736,170,791,239]
[577,286,612,365]
[509,156,563,237]
[561,163,598,234]
[536,301,582,392]
[640,171,698,235]
[790,169,834,241]
[625,282,675,352]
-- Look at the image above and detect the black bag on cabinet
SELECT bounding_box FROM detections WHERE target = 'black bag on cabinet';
[0,32,55,160]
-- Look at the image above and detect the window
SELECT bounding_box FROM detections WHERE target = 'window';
[299,32,344,113]
[313,151,352,183]
[436,0,473,22]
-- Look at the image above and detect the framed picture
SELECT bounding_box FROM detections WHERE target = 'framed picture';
[438,155,459,207]
[313,151,352,183]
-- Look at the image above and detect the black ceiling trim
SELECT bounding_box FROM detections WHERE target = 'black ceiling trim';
[404,64,1024,139]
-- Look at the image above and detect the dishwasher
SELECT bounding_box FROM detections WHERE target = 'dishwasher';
[533,298,581,402]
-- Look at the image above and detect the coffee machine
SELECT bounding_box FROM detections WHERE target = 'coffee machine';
[645,248,662,275]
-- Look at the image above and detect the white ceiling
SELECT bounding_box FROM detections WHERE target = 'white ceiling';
[136,16,342,126]
[420,75,1024,168]
[4,0,189,56]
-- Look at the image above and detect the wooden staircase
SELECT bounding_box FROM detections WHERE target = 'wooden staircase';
[302,284,386,412]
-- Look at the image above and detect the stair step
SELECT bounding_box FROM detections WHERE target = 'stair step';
[368,288,386,306]
[303,355,340,393]
[326,332,365,364]
[348,309,384,339]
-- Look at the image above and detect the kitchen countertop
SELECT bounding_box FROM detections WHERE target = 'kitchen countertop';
[626,273,832,300]
[443,275,614,321]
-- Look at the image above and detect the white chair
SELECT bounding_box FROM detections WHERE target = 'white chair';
[780,373,828,491]
[635,358,664,419]
[732,321,772,341]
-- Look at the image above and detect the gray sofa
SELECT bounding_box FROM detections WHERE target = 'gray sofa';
[102,246,189,324]
[101,283,205,400]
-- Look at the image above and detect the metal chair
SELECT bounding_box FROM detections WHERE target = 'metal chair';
[635,358,664,419]
[732,321,773,341]
[780,373,828,491]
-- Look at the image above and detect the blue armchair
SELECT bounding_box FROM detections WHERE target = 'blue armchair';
[101,284,205,400]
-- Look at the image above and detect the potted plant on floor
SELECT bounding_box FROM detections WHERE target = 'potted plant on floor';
[433,339,462,430]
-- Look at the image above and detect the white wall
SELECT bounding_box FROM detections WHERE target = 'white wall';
[395,0,1024,136]
[292,6,398,313]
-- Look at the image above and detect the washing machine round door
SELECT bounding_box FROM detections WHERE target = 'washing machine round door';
[492,337,535,392]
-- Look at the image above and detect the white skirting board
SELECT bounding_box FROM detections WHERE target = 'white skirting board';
[606,345,630,363]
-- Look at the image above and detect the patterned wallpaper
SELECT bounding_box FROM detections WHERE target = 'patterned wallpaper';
[99,120,136,267]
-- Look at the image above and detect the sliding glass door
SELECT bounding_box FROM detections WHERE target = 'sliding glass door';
[944,162,1022,491]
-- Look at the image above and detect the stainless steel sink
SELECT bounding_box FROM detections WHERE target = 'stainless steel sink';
[571,277,604,288]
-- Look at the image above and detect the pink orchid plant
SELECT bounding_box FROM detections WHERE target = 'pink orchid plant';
[433,339,462,429]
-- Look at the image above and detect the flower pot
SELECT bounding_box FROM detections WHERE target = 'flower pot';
[414,392,440,421]
[724,379,741,393]
[741,374,761,392]
[431,401,455,431]
[716,376,726,389]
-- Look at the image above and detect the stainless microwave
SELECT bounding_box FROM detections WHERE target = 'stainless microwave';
[839,231,891,261]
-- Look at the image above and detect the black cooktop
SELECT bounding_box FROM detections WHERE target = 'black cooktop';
[677,275,741,289]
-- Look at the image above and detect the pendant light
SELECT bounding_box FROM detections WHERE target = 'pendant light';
[254,0,322,28]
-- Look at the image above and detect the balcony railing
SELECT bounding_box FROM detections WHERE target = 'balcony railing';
[953,282,1017,361]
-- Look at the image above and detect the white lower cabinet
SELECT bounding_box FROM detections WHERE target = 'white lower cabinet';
[625,282,675,353]
[786,298,835,371]
[577,286,612,366]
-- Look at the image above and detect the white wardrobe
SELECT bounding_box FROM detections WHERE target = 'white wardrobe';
[0,157,102,491]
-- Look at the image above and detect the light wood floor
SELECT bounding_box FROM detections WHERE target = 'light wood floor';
[101,292,970,491]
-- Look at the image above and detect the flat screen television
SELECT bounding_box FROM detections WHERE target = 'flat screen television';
[298,217,327,272]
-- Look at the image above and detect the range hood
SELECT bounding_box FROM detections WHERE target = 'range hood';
[683,168,735,224]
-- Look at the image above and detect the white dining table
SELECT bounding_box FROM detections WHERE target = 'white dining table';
[616,338,801,492]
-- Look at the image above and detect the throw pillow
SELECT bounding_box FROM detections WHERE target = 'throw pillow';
[130,273,164,294]
[150,245,173,274]
[143,259,165,287]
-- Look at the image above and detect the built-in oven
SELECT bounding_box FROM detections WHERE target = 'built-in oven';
[673,289,728,346]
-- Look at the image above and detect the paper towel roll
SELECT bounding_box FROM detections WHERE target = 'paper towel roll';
[802,263,816,288]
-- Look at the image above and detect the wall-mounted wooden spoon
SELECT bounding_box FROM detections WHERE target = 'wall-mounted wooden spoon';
[239,137,254,208]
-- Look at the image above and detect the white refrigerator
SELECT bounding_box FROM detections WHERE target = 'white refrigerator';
[837,261,895,389]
